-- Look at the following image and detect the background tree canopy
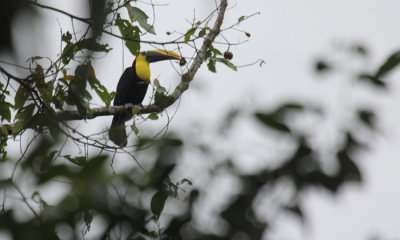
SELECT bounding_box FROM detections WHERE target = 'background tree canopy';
[1,1,400,240]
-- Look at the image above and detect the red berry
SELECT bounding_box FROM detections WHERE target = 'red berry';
[224,51,233,60]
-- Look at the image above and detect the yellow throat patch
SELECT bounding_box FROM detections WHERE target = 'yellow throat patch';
[135,54,150,81]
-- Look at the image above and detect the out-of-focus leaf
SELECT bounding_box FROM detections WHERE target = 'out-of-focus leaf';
[255,112,290,132]
[351,44,368,57]
[131,107,139,116]
[14,85,30,109]
[284,204,303,219]
[314,59,331,73]
[126,5,155,34]
[358,74,386,88]
[78,38,111,53]
[0,102,12,122]
[274,103,304,116]
[337,149,361,183]
[358,109,375,129]
[68,64,90,117]
[61,38,111,65]
[151,191,168,218]
[131,122,139,135]
[375,50,400,79]
[12,103,35,134]
[62,31,72,43]
[255,103,304,133]
[148,112,159,120]
[63,155,87,167]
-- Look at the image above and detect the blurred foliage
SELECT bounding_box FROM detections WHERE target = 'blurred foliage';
[1,1,399,240]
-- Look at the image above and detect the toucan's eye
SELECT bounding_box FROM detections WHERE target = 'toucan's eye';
[140,52,146,56]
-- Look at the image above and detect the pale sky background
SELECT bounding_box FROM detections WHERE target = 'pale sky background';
[6,0,400,240]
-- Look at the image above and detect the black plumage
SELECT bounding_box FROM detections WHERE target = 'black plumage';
[109,50,181,147]
[109,60,148,147]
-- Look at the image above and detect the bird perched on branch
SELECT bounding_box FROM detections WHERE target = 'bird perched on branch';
[109,50,181,147]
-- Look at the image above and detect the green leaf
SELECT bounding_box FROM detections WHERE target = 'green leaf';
[151,191,168,218]
[61,42,76,64]
[198,28,207,37]
[62,31,72,43]
[61,38,112,65]
[210,47,222,56]
[184,27,197,42]
[358,109,375,129]
[115,14,141,56]
[375,50,400,78]
[131,107,140,116]
[207,59,216,73]
[0,102,12,122]
[254,103,304,133]
[14,85,30,109]
[12,104,36,134]
[63,155,87,167]
[126,5,155,34]
[88,73,114,107]
[153,78,161,88]
[358,74,386,88]
[238,16,245,23]
[77,38,112,53]
[155,89,169,109]
[215,58,238,71]
[131,122,139,135]
[255,113,290,133]
[148,112,159,120]
[274,103,304,116]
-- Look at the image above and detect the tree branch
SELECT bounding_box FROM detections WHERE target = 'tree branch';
[1,0,228,135]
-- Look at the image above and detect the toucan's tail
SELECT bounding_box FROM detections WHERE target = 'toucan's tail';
[109,113,127,147]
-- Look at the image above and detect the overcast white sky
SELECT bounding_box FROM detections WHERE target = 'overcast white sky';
[7,0,400,239]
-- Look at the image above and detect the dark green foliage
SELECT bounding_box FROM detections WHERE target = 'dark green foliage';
[358,109,376,129]
[126,5,155,34]
[205,47,237,72]
[314,59,331,73]
[67,64,91,117]
[184,27,197,42]
[115,14,141,56]
[87,64,115,107]
[151,190,168,218]
[375,50,400,79]
[61,32,111,64]
[358,49,400,88]
[358,74,386,88]
[255,103,304,133]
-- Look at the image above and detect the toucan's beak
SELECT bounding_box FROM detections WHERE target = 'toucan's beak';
[146,50,181,63]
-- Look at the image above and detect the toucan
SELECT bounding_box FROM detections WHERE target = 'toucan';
[109,50,181,147]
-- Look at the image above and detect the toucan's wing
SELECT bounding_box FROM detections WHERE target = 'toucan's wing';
[114,67,137,106]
